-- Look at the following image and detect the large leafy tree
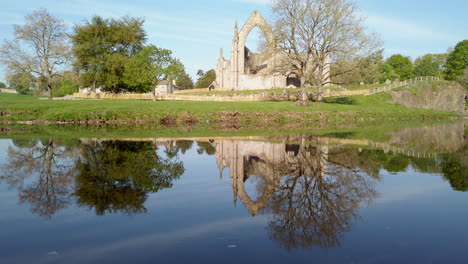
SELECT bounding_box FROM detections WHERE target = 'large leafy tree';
[387,54,414,80]
[6,72,35,95]
[332,50,387,85]
[0,82,5,88]
[0,9,71,99]
[379,63,398,83]
[123,45,184,95]
[414,54,446,77]
[72,16,147,93]
[445,40,468,80]
[459,68,468,89]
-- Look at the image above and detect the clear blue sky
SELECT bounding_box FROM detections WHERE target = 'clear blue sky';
[0,0,467,83]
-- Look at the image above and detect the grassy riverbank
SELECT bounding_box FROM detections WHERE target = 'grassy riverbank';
[1,119,461,143]
[0,93,459,126]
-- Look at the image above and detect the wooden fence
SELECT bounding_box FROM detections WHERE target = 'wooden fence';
[367,76,440,95]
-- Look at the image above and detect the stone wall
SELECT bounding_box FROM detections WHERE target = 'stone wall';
[73,93,274,101]
[238,74,286,90]
[0,88,17,94]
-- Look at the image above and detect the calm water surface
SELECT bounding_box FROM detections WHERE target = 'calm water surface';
[0,122,466,264]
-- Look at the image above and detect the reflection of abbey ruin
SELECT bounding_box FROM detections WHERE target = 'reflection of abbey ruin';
[213,127,467,217]
[215,11,330,90]
[212,129,467,249]
[215,138,378,249]
[216,139,331,216]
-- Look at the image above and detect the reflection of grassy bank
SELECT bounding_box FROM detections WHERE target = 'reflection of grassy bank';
[0,93,459,126]
[0,119,460,144]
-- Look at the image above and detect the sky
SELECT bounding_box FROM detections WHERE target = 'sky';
[0,0,467,83]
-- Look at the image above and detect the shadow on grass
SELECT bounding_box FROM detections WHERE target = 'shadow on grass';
[322,96,357,105]
[322,132,356,139]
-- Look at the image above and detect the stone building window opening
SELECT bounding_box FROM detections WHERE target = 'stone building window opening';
[244,27,269,75]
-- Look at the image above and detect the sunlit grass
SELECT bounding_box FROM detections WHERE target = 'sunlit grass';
[0,92,458,123]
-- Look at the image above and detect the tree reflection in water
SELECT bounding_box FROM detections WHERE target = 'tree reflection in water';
[216,138,380,250]
[1,139,185,218]
[74,140,185,215]
[265,141,378,250]
[0,131,466,246]
[1,139,77,219]
[214,134,468,250]
[441,141,468,192]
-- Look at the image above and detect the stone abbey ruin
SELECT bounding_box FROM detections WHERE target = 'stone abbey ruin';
[215,11,330,91]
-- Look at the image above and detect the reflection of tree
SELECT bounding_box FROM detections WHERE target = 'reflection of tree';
[197,141,216,155]
[442,158,467,192]
[441,139,467,192]
[410,157,439,173]
[175,140,194,154]
[384,154,410,173]
[247,139,378,251]
[11,139,39,148]
[74,141,184,215]
[1,139,76,219]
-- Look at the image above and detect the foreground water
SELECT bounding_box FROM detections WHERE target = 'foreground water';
[0,122,466,263]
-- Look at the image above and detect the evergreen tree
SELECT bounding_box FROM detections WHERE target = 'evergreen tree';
[195,69,216,88]
[176,72,194,90]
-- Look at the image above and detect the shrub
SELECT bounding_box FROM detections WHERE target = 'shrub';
[52,80,79,97]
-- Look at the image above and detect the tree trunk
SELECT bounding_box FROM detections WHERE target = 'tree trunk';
[48,83,53,100]
[300,76,307,102]
[316,64,324,102]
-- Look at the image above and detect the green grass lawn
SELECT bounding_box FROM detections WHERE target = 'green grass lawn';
[0,92,459,124]
[343,83,387,90]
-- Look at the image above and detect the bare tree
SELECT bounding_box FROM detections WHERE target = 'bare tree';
[0,9,71,99]
[261,138,378,250]
[271,0,381,101]
[1,140,77,219]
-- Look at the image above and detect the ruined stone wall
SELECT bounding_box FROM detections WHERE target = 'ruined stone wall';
[238,74,287,90]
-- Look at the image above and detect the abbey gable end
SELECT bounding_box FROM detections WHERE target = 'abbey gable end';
[215,11,330,91]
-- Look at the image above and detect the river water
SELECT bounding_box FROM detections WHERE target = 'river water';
[0,121,466,263]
